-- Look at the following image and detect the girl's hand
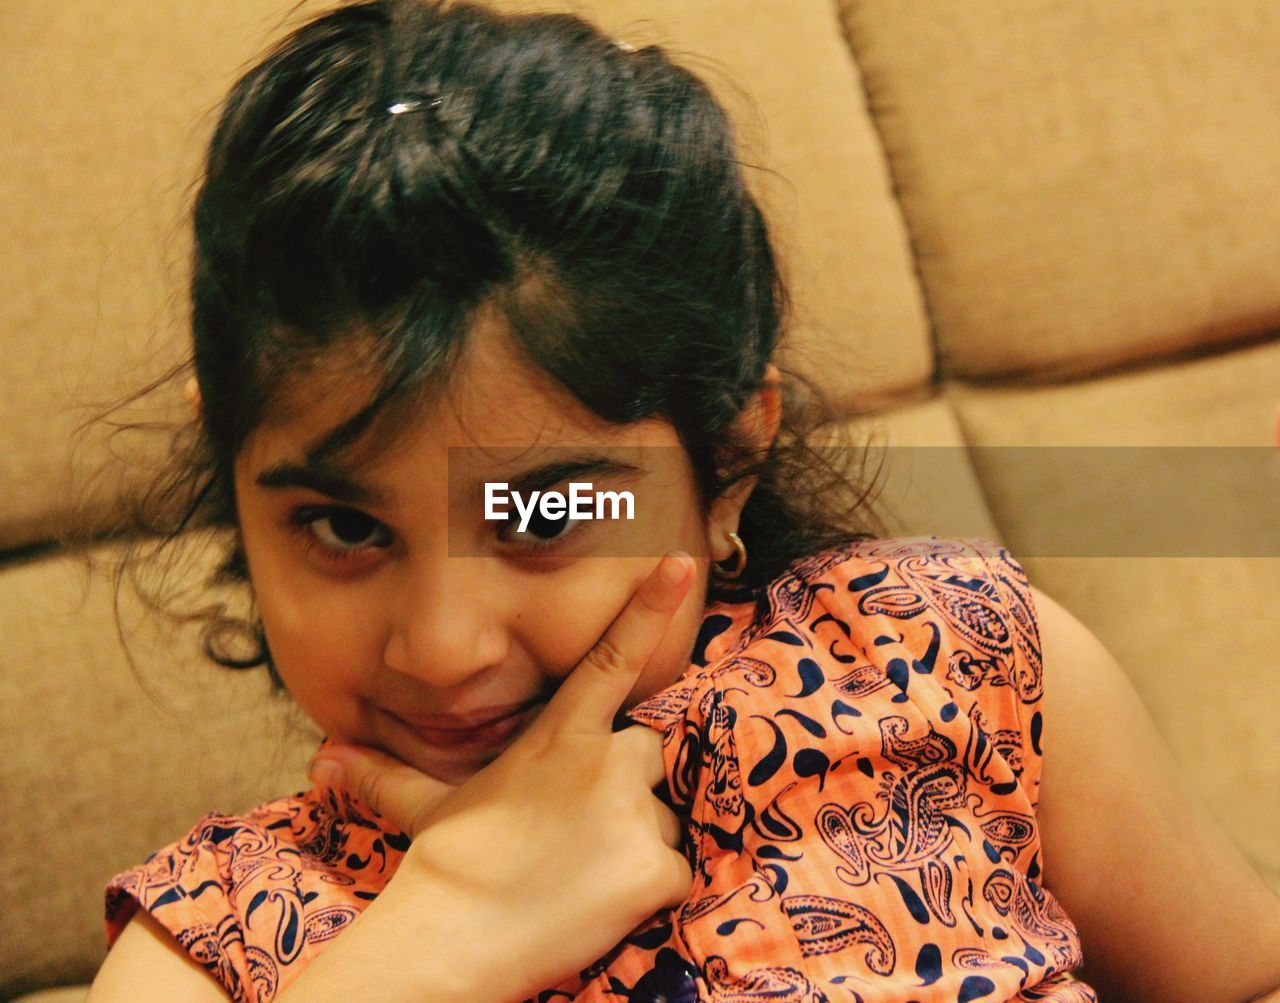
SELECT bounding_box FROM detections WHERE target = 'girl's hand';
[308,550,697,1000]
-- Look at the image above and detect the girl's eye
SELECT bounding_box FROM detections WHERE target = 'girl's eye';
[497,506,586,553]
[291,507,391,562]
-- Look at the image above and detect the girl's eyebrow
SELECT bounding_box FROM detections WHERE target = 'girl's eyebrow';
[255,460,390,507]
[253,454,643,507]
[475,455,644,502]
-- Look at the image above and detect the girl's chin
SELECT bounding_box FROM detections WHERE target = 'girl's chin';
[364,738,487,786]
[372,703,541,786]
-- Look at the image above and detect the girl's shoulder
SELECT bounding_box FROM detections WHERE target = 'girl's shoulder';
[668,533,1046,800]
[713,534,1039,679]
[778,533,1033,599]
[710,534,1033,613]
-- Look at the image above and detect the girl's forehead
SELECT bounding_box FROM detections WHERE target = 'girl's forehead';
[232,310,690,511]
[247,311,654,462]
[438,312,616,442]
[235,361,683,511]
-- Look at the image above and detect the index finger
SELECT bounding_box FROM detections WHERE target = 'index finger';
[533,550,694,736]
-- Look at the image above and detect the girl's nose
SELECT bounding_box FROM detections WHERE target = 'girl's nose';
[382,555,512,690]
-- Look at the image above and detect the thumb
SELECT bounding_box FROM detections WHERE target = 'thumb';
[309,743,457,838]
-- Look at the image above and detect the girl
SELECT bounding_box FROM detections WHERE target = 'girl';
[88,1,1280,1001]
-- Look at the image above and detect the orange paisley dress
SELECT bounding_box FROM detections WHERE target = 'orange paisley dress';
[105,536,1096,1002]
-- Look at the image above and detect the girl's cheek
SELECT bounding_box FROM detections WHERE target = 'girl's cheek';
[526,560,659,677]
[629,560,713,702]
[256,563,383,675]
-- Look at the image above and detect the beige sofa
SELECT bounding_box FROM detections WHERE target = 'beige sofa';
[3,1,1277,999]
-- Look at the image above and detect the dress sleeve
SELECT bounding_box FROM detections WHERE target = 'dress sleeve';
[104,815,252,1001]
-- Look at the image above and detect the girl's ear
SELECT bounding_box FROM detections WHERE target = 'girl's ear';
[705,363,784,560]
[743,362,784,461]
[184,376,203,422]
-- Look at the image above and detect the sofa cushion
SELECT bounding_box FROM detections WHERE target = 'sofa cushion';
[842,396,1002,542]
[12,988,89,1003]
[951,336,1280,448]
[0,535,315,999]
[839,0,1280,379]
[948,338,1280,567]
[0,4,298,555]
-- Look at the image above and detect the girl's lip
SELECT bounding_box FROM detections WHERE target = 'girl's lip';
[394,697,543,731]
[386,702,542,751]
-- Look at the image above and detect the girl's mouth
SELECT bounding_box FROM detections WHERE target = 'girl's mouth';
[387,701,542,751]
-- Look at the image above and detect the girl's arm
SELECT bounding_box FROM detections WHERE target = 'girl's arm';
[1033,585,1280,1002]
[89,910,229,1002]
[90,892,494,1003]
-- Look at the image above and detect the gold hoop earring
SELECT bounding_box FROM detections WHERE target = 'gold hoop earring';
[713,530,748,580]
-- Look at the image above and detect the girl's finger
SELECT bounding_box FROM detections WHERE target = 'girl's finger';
[613,724,669,791]
[310,743,458,838]
[533,551,693,736]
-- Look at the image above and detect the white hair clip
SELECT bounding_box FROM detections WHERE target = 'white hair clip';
[614,38,636,52]
[387,95,443,116]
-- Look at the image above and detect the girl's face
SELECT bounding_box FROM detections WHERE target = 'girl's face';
[232,309,770,784]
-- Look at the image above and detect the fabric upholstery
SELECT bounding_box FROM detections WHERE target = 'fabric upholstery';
[838,0,1280,379]
[0,537,315,998]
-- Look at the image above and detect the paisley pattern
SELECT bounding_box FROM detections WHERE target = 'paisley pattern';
[104,536,1095,1001]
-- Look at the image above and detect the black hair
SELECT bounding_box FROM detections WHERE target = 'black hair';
[75,0,883,688]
